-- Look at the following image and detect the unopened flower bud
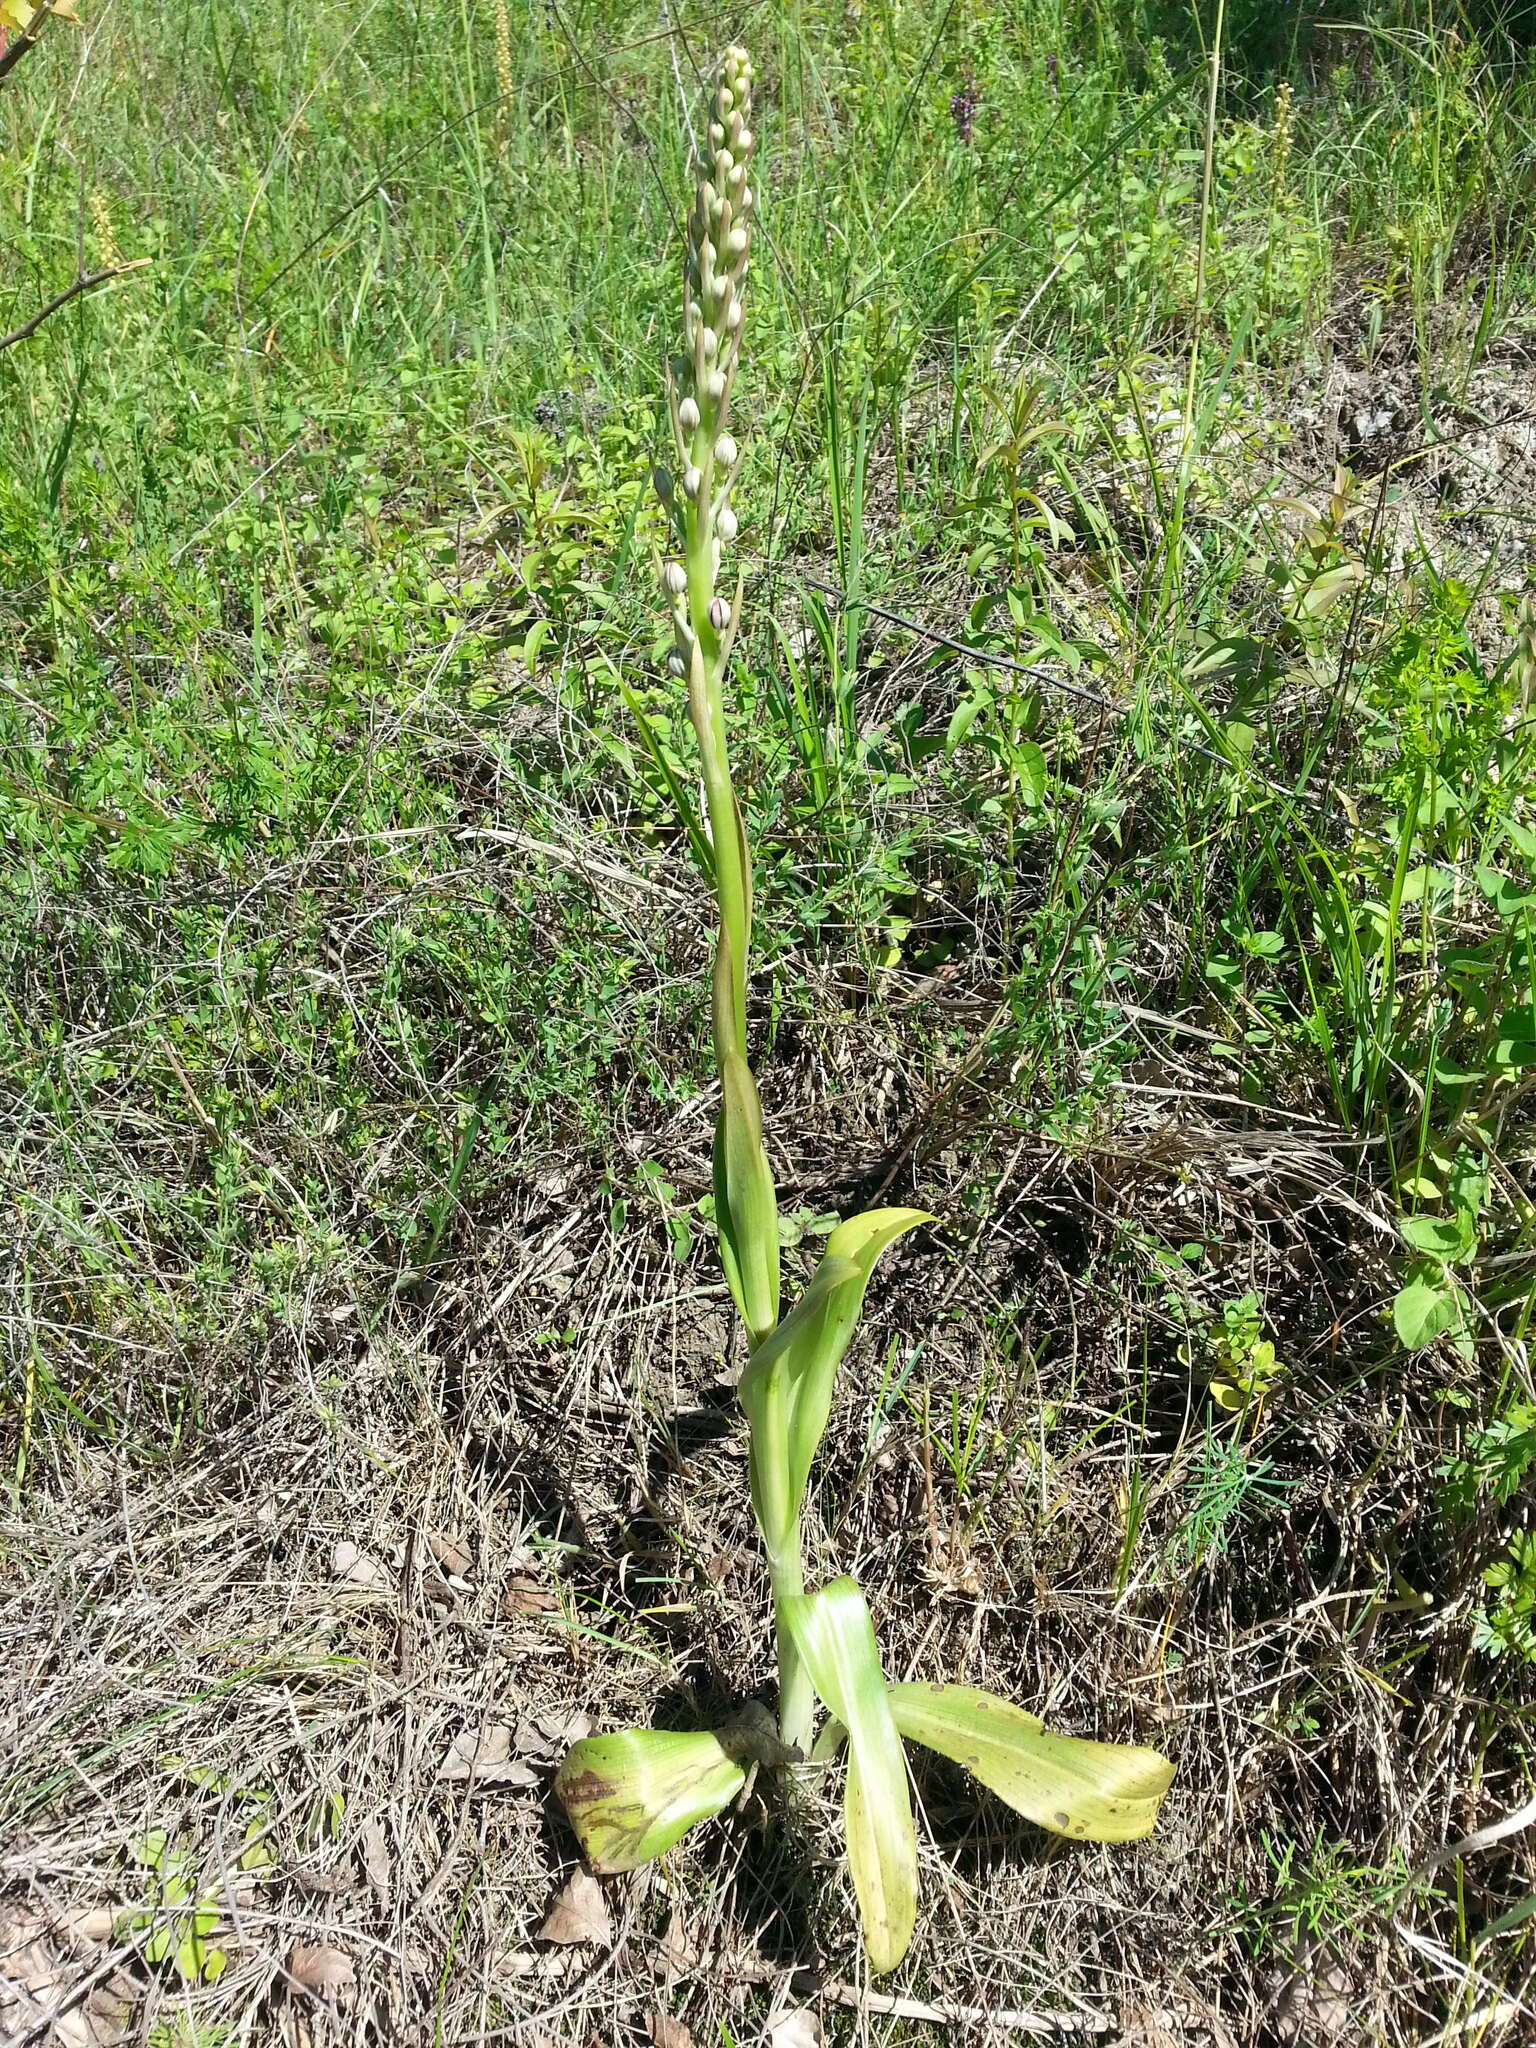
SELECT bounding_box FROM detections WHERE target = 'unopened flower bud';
[709,122,724,146]
[725,300,743,330]
[705,371,726,401]
[708,596,729,631]
[678,396,700,433]
[663,561,687,595]
[652,465,673,501]
[699,328,718,360]
[682,466,702,498]
[741,186,754,213]
[714,433,738,468]
[667,649,687,678]
[716,149,735,176]
[726,228,749,259]
[728,162,746,192]
[718,88,734,114]
[738,128,753,153]
[717,505,738,542]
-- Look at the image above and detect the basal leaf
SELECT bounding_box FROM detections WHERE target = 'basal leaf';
[1392,1261,1464,1351]
[553,1728,745,1874]
[889,1682,1174,1842]
[1399,1214,1472,1262]
[784,1580,917,1974]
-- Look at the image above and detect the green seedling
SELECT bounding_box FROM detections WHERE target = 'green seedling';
[553,48,1173,1974]
[119,1830,230,1985]
[1393,1150,1486,1354]
[1204,1292,1286,1417]
[1477,1531,1536,1664]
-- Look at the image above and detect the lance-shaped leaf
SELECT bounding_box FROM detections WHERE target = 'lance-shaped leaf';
[784,1579,916,1975]
[739,1208,930,1555]
[714,1044,780,1350]
[553,1728,745,1874]
[888,1683,1174,1842]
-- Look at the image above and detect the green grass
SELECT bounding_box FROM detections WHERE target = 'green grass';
[4,1,1536,2041]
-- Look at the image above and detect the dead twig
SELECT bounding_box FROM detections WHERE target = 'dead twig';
[0,260,150,354]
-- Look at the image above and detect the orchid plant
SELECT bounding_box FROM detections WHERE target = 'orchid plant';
[554,47,1173,1973]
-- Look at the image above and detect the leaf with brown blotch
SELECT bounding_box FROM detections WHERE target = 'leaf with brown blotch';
[887,1682,1174,1841]
[553,1728,744,1874]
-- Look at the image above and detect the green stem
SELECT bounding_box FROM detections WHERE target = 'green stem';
[687,616,749,1065]
[773,1563,816,1755]
[661,46,802,1745]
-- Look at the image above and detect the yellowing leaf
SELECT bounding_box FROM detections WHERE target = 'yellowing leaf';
[889,1682,1173,1842]
[784,1580,916,1975]
[0,0,80,31]
[1296,560,1365,621]
[552,1728,744,1874]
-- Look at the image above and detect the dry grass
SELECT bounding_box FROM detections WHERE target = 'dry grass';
[5,178,1536,2048]
[5,1021,1534,2044]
